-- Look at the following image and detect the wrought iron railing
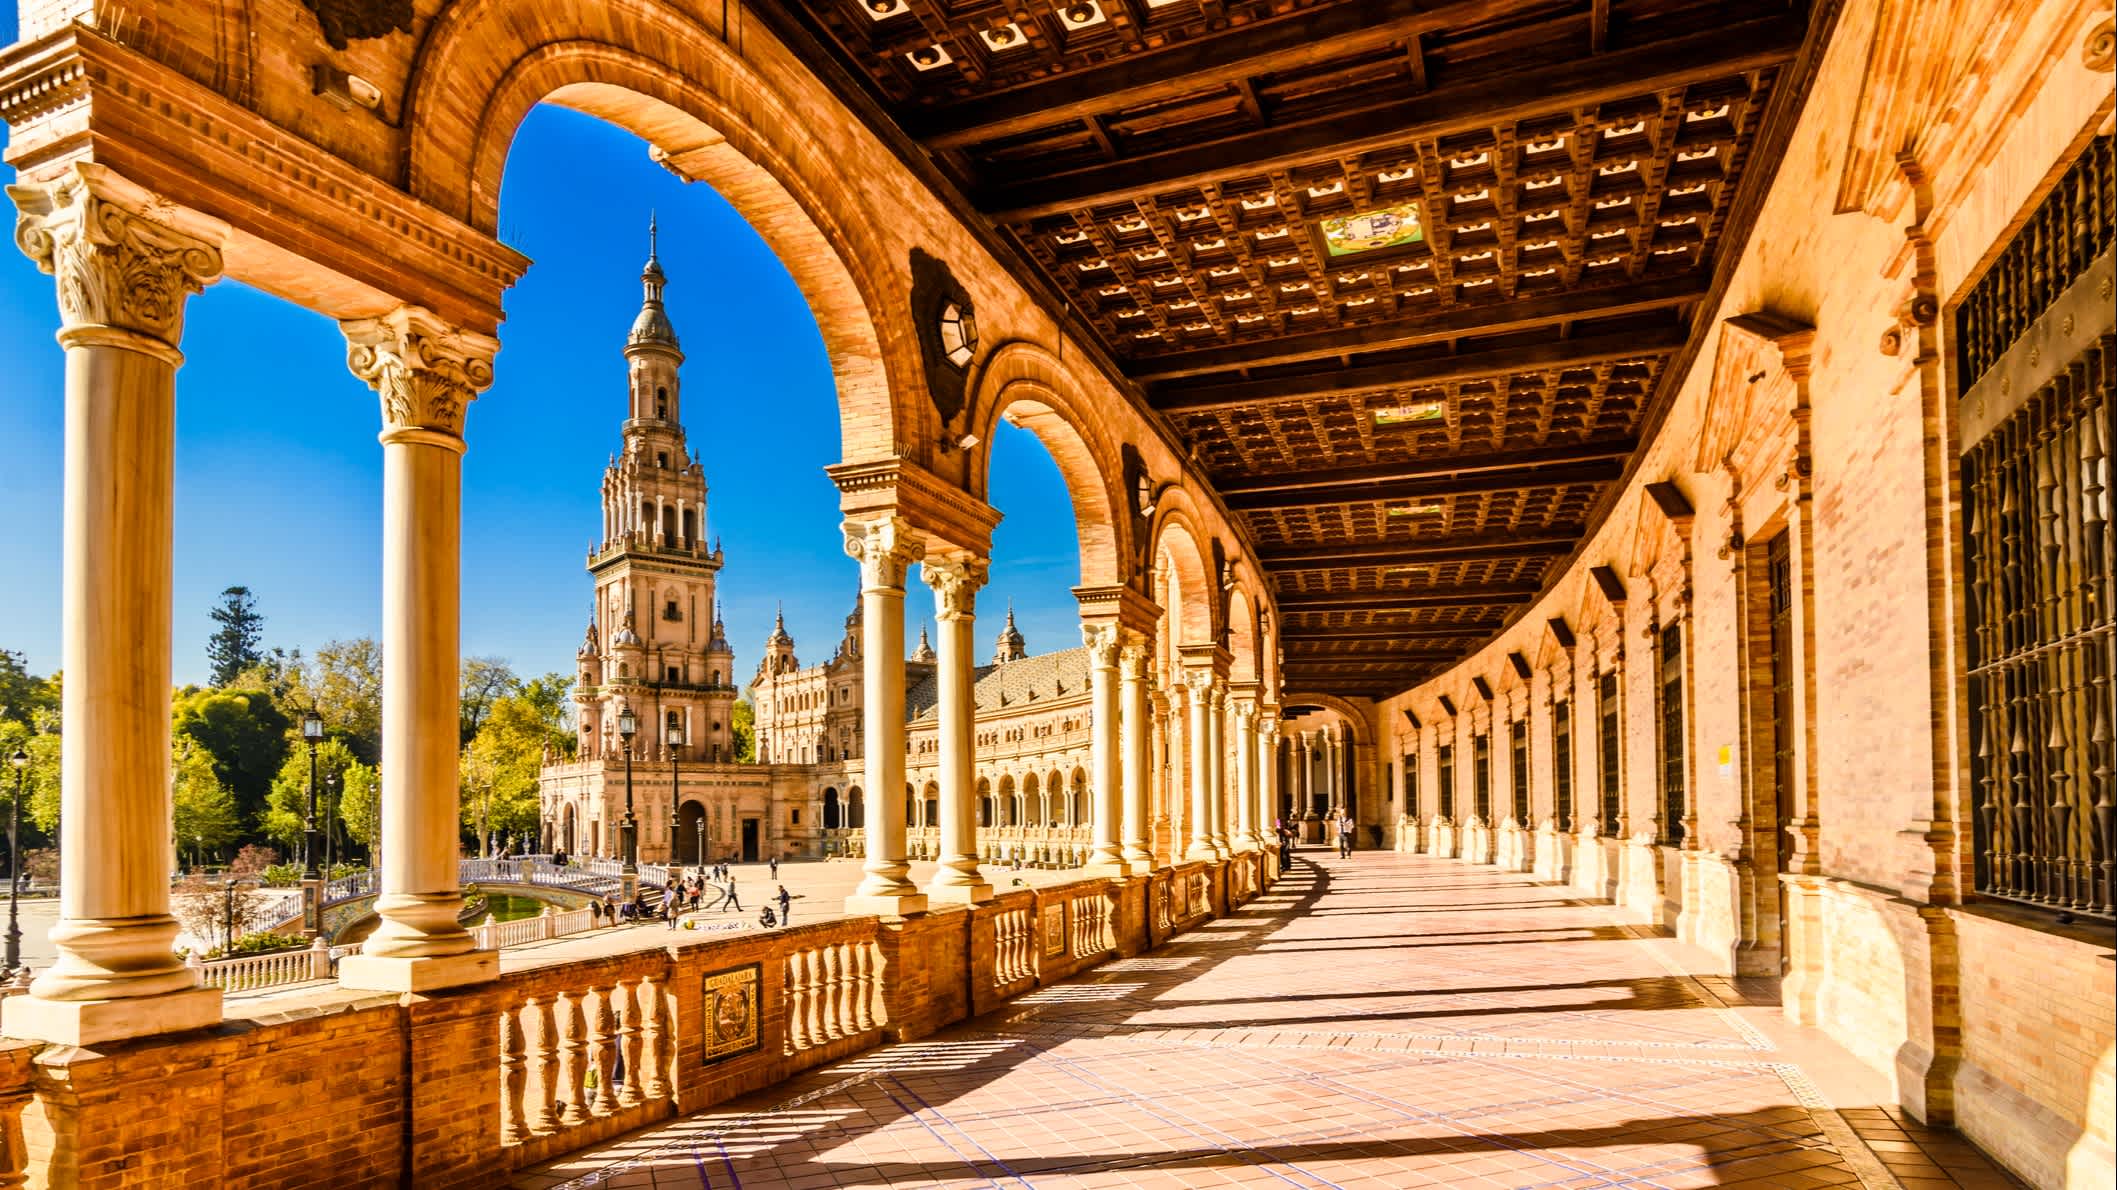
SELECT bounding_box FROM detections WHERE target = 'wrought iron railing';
[1966,335,2114,919]
[1958,135,2113,386]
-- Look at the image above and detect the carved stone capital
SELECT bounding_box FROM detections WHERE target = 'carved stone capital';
[343,305,497,447]
[844,516,924,592]
[1117,636,1150,680]
[1081,623,1121,668]
[9,163,227,359]
[922,555,988,621]
[1183,668,1217,696]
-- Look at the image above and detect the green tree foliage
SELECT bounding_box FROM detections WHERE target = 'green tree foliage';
[171,742,241,865]
[171,688,290,823]
[731,694,756,763]
[459,693,561,856]
[460,656,519,743]
[262,737,360,851]
[206,586,266,686]
[0,649,58,727]
[337,760,381,852]
[0,719,61,837]
[284,639,383,761]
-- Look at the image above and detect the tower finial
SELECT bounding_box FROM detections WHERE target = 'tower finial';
[649,210,658,259]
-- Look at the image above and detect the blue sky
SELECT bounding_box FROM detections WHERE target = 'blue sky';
[0,99,1081,688]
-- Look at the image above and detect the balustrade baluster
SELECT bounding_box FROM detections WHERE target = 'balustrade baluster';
[525,996,558,1136]
[854,943,877,1032]
[499,1007,527,1146]
[556,992,588,1127]
[587,987,618,1116]
[822,944,846,1040]
[616,979,643,1107]
[639,974,668,1102]
[805,948,827,1044]
[784,953,808,1053]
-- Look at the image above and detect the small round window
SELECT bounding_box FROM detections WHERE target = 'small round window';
[938,301,976,368]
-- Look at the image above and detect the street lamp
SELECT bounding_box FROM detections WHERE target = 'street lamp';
[667,720,685,865]
[7,747,27,975]
[617,704,639,902]
[300,707,324,937]
[324,771,340,881]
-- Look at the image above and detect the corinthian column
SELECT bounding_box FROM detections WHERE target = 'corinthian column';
[923,556,991,904]
[336,306,499,993]
[1206,681,1231,858]
[1082,625,1125,874]
[1119,637,1154,873]
[1231,697,1258,850]
[1183,671,1218,862]
[2,164,227,1045]
[1257,711,1280,834]
[844,516,926,916]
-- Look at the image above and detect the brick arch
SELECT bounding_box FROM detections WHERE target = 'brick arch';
[1279,691,1375,748]
[1149,501,1217,650]
[964,341,1127,589]
[403,4,905,464]
[1226,584,1262,686]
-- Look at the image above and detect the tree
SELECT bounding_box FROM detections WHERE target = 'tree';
[262,737,360,853]
[459,694,551,856]
[0,717,61,836]
[206,587,266,686]
[732,694,756,763]
[284,639,384,761]
[460,657,519,743]
[171,742,241,866]
[337,760,381,854]
[170,876,278,955]
[171,688,290,823]
[0,650,57,728]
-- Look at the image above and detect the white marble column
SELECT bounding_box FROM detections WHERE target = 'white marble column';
[924,557,990,903]
[1082,625,1125,873]
[1231,698,1257,850]
[1183,672,1218,862]
[337,305,499,993]
[1257,713,1280,834]
[1149,688,1172,864]
[844,517,926,915]
[1296,733,1315,817]
[1118,637,1153,873]
[2,164,227,1045]
[1205,682,1230,858]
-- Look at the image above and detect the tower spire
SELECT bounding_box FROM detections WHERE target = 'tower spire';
[629,214,679,350]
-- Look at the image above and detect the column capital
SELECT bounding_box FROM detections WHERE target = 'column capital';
[1117,638,1150,680]
[921,555,989,620]
[1081,622,1122,667]
[843,515,925,592]
[1182,668,1217,695]
[343,305,498,448]
[10,162,227,360]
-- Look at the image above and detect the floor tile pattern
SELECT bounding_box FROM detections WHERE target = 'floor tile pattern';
[515,853,2023,1190]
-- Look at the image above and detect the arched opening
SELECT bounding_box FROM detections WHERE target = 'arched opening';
[1022,772,1041,827]
[846,787,864,830]
[822,787,841,830]
[676,799,707,865]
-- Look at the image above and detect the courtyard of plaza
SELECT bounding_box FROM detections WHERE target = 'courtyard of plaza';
[0,0,2111,1188]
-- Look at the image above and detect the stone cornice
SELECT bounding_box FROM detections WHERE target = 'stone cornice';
[1071,583,1162,634]
[827,458,1002,557]
[0,26,528,334]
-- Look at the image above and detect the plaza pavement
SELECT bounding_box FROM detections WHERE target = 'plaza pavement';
[511,849,2024,1189]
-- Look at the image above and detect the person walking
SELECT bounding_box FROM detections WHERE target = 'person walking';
[1337,813,1354,858]
[723,877,742,914]
[662,883,680,928]
[776,884,792,924]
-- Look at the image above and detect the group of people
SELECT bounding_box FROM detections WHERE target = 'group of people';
[1269,809,1360,863]
[578,859,798,931]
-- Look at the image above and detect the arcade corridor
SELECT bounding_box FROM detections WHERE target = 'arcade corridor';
[518,852,2022,1189]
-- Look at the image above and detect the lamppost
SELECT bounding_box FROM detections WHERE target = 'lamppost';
[667,720,685,865]
[300,707,324,937]
[323,771,340,880]
[7,748,27,975]
[618,704,639,903]
[222,876,237,954]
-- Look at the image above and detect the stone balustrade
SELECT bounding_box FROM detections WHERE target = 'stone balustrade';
[190,940,347,993]
[0,850,1276,1188]
[472,906,598,951]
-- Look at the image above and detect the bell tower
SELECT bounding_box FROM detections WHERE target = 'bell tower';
[579,221,740,764]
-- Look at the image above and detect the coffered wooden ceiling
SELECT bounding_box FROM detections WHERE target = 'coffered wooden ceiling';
[756,0,1832,701]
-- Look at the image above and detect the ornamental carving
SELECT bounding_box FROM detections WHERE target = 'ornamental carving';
[844,516,924,591]
[1081,623,1121,667]
[301,0,413,52]
[923,556,988,620]
[1117,639,1149,680]
[343,306,497,440]
[9,165,224,347]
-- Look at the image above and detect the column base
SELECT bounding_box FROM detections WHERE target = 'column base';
[2,984,222,1046]
[925,882,993,905]
[844,892,930,918]
[337,949,497,993]
[1080,861,1130,879]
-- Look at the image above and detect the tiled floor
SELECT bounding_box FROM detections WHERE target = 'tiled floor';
[513,851,2023,1190]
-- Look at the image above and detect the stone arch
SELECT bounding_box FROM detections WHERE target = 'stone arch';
[404,3,905,462]
[846,786,864,830]
[821,786,841,830]
[1279,692,1375,748]
[1226,585,1261,685]
[1148,503,1217,650]
[965,341,1128,588]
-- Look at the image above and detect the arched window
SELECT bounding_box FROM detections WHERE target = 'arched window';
[655,386,668,418]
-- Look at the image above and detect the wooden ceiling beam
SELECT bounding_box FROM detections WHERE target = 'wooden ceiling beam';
[1259,532,1579,567]
[1220,438,1634,497]
[909,0,1522,150]
[1226,457,1622,511]
[1146,325,1684,413]
[1279,625,1501,642]
[1131,273,1706,378]
[980,16,1807,220]
[1277,585,1540,611]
